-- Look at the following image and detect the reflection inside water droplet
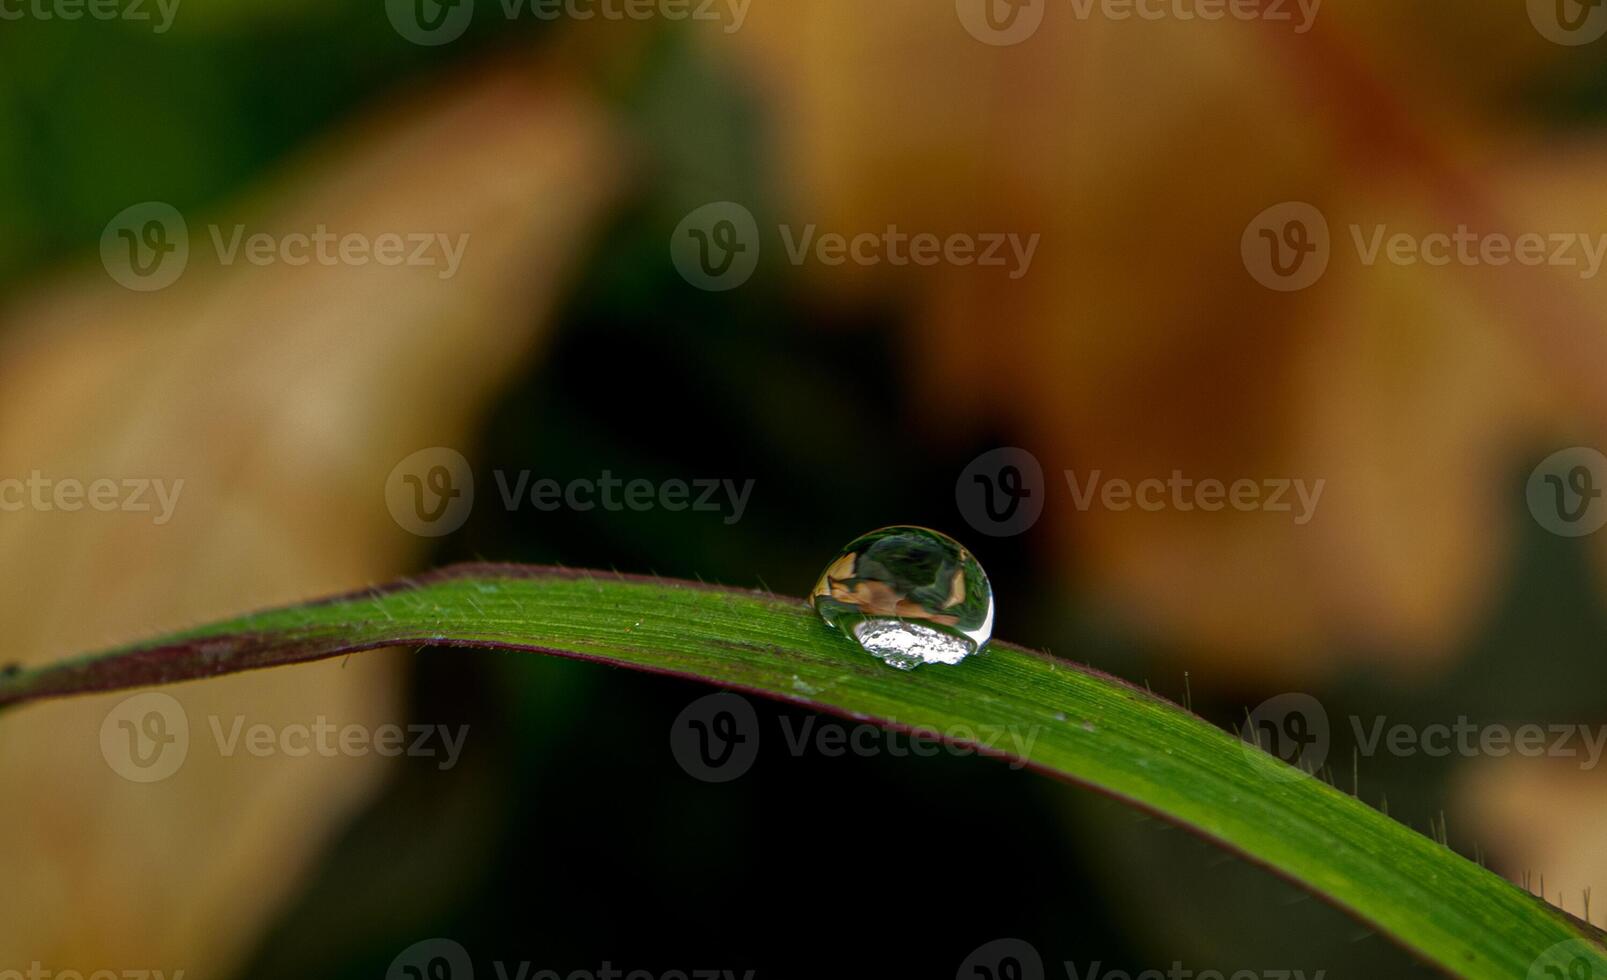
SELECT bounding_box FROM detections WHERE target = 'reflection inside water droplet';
[808,525,994,669]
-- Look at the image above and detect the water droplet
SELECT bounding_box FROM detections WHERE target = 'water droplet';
[808,525,994,670]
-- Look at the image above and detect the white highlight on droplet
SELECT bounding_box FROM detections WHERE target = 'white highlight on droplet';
[852,619,974,670]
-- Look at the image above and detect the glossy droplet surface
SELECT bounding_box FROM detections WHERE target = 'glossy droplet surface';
[809,526,994,669]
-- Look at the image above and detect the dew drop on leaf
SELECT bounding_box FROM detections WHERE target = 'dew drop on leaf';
[808,525,994,670]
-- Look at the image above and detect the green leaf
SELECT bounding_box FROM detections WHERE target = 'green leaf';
[2,563,1602,977]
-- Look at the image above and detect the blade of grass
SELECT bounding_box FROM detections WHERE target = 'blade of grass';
[1,562,1601,977]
